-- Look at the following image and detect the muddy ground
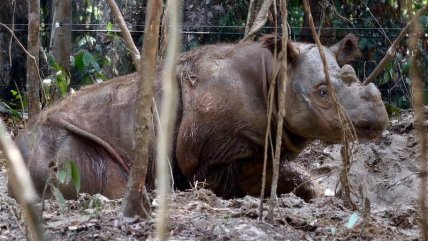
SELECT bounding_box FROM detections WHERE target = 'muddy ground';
[0,110,426,240]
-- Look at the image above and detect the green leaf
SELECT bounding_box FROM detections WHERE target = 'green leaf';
[57,73,70,97]
[74,52,85,72]
[58,169,68,184]
[58,161,71,184]
[82,51,100,72]
[385,103,401,117]
[106,22,114,32]
[345,212,359,229]
[70,161,81,194]
[51,185,67,213]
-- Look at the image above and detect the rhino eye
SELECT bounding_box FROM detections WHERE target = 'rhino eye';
[317,86,329,98]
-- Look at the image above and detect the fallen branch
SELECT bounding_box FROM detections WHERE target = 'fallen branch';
[363,4,428,85]
[0,121,45,241]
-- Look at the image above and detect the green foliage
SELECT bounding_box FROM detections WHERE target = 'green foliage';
[218,0,247,26]
[385,103,402,117]
[49,54,71,97]
[0,102,23,123]
[51,185,67,213]
[42,55,71,105]
[81,196,103,217]
[71,50,108,85]
[57,160,81,194]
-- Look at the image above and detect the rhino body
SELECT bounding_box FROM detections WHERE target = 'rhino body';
[14,35,389,200]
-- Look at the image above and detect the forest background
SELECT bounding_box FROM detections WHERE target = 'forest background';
[0,0,427,113]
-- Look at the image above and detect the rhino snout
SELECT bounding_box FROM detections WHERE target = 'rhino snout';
[350,83,389,140]
[361,83,383,103]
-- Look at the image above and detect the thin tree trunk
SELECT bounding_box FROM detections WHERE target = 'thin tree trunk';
[156,1,182,239]
[120,0,163,221]
[407,3,428,240]
[159,1,171,61]
[49,0,72,72]
[0,120,45,241]
[27,0,41,117]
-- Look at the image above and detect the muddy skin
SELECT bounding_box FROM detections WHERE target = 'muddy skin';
[11,34,388,201]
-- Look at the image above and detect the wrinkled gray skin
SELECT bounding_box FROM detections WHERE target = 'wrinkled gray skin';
[12,35,389,201]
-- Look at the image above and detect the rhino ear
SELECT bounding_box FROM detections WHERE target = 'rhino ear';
[329,34,361,66]
[260,34,299,63]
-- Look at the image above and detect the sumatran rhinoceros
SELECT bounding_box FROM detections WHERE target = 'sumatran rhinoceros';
[13,34,389,201]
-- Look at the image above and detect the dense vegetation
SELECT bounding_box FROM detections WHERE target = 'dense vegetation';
[0,0,427,110]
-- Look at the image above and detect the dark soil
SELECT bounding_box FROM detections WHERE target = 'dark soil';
[0,110,425,240]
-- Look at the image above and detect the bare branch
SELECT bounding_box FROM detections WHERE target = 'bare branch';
[242,0,273,42]
[0,120,45,241]
[155,0,182,240]
[363,4,428,85]
[244,0,256,35]
[106,0,141,72]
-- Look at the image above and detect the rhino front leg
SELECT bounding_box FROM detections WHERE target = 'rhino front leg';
[237,158,318,201]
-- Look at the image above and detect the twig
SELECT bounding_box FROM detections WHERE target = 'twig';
[363,3,392,45]
[8,0,16,65]
[267,0,288,223]
[106,0,141,72]
[153,98,175,189]
[0,120,45,241]
[302,0,357,210]
[155,0,182,240]
[407,4,428,240]
[258,41,281,222]
[0,23,42,84]
[363,4,428,85]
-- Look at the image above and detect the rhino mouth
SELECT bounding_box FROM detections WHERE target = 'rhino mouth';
[353,125,384,141]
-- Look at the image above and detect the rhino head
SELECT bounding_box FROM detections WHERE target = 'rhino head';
[283,34,389,143]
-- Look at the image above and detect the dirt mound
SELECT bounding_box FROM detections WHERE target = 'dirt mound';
[0,110,424,240]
